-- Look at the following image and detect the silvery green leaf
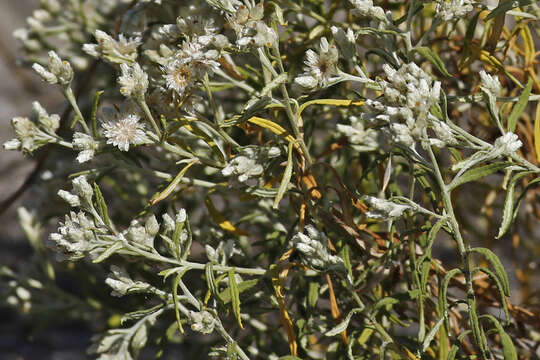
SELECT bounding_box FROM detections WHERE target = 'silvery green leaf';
[325,308,362,336]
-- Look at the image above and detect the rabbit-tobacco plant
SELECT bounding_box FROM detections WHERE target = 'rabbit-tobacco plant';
[3,0,540,358]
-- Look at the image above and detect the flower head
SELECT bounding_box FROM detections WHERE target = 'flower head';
[102,114,150,151]
[83,30,141,64]
[118,63,148,98]
[295,37,340,89]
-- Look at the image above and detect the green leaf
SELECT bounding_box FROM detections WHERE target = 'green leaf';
[512,176,540,219]
[507,78,533,132]
[149,159,198,205]
[273,142,294,208]
[485,0,533,20]
[448,162,511,190]
[228,270,243,329]
[218,278,259,303]
[91,90,104,138]
[93,241,123,263]
[469,247,510,296]
[373,297,400,312]
[93,182,112,228]
[422,314,445,352]
[278,356,303,360]
[413,47,452,77]
[468,297,488,358]
[479,315,517,360]
[204,262,219,303]
[497,171,533,238]
[308,282,320,308]
[438,268,462,331]
[325,308,362,337]
[473,267,510,323]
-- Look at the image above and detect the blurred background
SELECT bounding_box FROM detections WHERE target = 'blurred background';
[0,1,89,359]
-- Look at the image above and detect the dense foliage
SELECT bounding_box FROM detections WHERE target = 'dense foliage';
[2,0,540,358]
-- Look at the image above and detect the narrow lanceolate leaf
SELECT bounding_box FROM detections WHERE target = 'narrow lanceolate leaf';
[93,183,111,228]
[149,159,198,205]
[325,308,362,337]
[485,0,533,20]
[497,171,533,238]
[474,267,510,323]
[91,90,104,138]
[534,101,540,161]
[507,78,533,132]
[421,314,445,352]
[480,315,517,360]
[469,247,510,296]
[273,142,294,209]
[228,270,243,329]
[438,268,462,331]
[469,298,488,358]
[173,270,189,334]
[247,116,298,148]
[448,162,511,190]
[413,47,452,77]
[298,98,365,116]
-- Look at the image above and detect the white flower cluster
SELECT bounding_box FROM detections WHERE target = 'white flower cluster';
[435,0,474,21]
[363,62,441,147]
[3,101,61,153]
[101,114,150,152]
[290,225,345,272]
[452,132,522,173]
[479,70,502,97]
[83,30,142,64]
[222,146,280,183]
[163,40,221,97]
[32,50,73,86]
[189,310,216,334]
[49,211,97,260]
[228,2,277,48]
[349,0,388,24]
[364,196,412,220]
[118,63,149,99]
[337,116,379,152]
[295,37,340,90]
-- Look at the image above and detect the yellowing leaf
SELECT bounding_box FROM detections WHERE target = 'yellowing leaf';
[247,116,298,149]
[535,101,540,163]
[271,264,298,356]
[205,196,249,236]
[298,99,365,117]
[149,159,198,205]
